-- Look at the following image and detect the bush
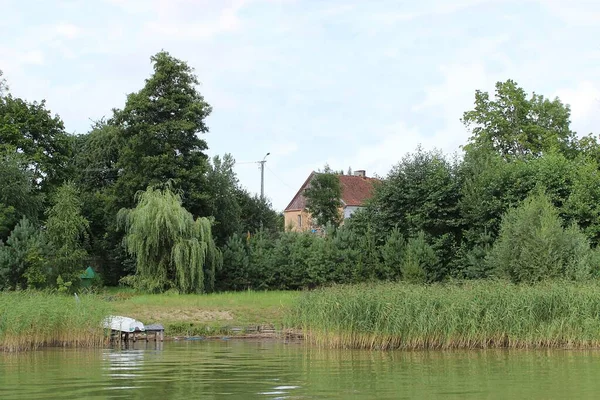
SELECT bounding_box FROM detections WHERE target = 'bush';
[401,231,437,283]
[489,191,594,283]
[0,218,49,290]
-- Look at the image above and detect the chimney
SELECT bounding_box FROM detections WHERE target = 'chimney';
[354,170,366,177]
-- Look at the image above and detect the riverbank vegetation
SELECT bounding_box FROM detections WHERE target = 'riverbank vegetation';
[3,51,600,293]
[288,281,600,350]
[3,52,600,350]
[0,289,297,351]
[110,289,298,336]
[0,292,111,351]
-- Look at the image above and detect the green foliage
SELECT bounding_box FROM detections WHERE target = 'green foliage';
[218,233,250,291]
[56,275,73,293]
[288,281,600,350]
[0,291,112,351]
[46,182,89,286]
[379,228,405,280]
[118,184,222,294]
[489,191,594,283]
[72,120,127,285]
[304,171,343,228]
[205,154,242,244]
[0,150,43,240]
[0,218,49,290]
[237,192,282,234]
[0,94,74,195]
[401,232,436,283]
[369,147,462,241]
[462,79,577,159]
[112,51,211,216]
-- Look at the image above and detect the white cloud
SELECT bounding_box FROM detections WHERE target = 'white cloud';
[55,23,80,39]
[536,0,600,25]
[372,0,501,24]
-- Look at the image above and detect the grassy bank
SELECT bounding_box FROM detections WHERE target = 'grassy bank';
[0,292,112,352]
[109,289,298,336]
[1,290,297,351]
[286,281,600,350]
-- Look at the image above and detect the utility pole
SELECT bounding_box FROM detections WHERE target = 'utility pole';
[258,152,270,200]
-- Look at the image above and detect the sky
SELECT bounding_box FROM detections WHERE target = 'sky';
[1,0,599,211]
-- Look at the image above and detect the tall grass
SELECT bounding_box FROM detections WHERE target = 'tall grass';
[286,281,600,350]
[0,291,113,351]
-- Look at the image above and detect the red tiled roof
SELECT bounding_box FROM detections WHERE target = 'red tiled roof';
[284,172,379,211]
[338,174,379,206]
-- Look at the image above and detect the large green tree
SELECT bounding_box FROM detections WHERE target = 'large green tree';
[304,166,343,228]
[0,95,74,195]
[112,51,212,216]
[205,154,242,245]
[72,121,126,284]
[462,80,577,159]
[118,185,222,294]
[367,147,462,240]
[0,150,43,240]
[45,182,90,285]
[0,217,49,290]
[489,191,594,283]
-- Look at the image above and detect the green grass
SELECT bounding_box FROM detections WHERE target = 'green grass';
[0,291,113,352]
[110,290,299,336]
[286,281,600,350]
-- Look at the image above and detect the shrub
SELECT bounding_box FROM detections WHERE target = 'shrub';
[489,191,593,283]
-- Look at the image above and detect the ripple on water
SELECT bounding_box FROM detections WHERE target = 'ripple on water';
[2,342,600,399]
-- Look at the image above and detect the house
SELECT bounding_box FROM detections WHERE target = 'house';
[284,170,379,232]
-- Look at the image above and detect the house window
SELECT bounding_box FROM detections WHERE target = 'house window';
[298,214,302,228]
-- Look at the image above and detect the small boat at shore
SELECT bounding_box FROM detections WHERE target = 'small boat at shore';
[103,316,145,333]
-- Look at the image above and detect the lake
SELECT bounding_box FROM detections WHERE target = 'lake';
[1,340,599,399]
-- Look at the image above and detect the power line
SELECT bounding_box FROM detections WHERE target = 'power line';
[266,165,295,190]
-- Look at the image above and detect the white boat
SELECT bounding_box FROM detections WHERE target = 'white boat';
[103,316,145,333]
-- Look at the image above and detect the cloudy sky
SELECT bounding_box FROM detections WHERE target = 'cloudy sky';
[1,0,599,210]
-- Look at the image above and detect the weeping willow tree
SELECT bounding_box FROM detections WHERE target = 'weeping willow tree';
[118,185,222,293]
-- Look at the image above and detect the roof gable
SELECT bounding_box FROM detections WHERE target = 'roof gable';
[284,172,379,211]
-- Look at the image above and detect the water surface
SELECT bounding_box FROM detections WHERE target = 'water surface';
[1,340,599,399]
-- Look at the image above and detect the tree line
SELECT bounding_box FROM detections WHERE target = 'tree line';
[1,54,600,293]
[0,52,279,292]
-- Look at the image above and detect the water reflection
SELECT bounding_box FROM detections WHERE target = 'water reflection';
[1,342,600,399]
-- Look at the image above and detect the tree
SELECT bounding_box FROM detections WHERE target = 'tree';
[304,170,342,228]
[112,51,212,216]
[118,184,222,294]
[367,147,462,246]
[217,233,250,291]
[0,95,74,195]
[237,191,282,234]
[462,80,577,159]
[72,121,126,284]
[401,232,437,284]
[0,217,49,290]
[0,150,43,240]
[488,190,593,283]
[205,154,242,245]
[74,120,122,192]
[380,228,405,280]
[45,182,89,286]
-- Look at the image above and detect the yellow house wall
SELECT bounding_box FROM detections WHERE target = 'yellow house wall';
[284,208,349,232]
[284,210,314,232]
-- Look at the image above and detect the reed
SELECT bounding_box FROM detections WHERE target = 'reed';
[0,291,112,352]
[286,281,600,350]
